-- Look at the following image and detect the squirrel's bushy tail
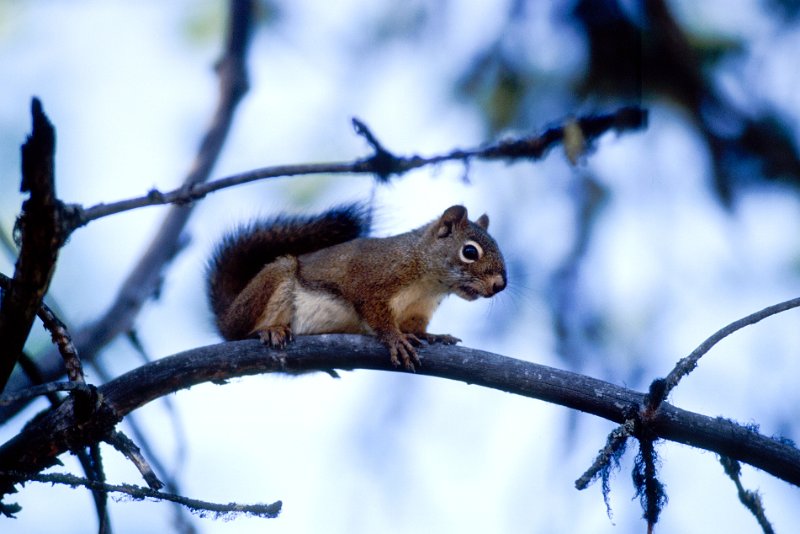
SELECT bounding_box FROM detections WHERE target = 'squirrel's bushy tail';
[207,204,370,319]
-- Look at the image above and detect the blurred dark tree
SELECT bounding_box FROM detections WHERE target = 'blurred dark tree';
[454,0,800,205]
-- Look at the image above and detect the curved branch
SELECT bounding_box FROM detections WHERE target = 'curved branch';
[661,296,800,402]
[1,335,798,499]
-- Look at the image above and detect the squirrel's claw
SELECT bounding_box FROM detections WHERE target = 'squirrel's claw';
[257,325,293,349]
[385,333,422,371]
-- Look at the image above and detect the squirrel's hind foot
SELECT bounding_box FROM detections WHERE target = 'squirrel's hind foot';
[256,325,294,349]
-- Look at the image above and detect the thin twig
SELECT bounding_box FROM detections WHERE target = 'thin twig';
[2,471,281,520]
[0,272,84,383]
[72,106,648,228]
[126,330,189,482]
[0,380,89,406]
[34,296,84,384]
[105,430,163,490]
[575,418,634,520]
[3,264,106,531]
[720,455,774,534]
[658,296,800,406]
[89,444,112,534]
[93,353,184,486]
[15,353,64,406]
[72,447,111,534]
[575,419,634,490]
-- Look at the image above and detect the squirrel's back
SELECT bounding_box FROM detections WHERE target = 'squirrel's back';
[207,204,370,319]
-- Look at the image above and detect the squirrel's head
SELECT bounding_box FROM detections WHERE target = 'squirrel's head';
[427,205,507,300]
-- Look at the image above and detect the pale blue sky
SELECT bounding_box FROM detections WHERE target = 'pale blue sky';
[1,1,800,533]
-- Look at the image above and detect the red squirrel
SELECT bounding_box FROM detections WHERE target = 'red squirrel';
[207,204,507,370]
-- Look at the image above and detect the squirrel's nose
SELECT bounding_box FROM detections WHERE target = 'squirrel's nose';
[489,274,506,295]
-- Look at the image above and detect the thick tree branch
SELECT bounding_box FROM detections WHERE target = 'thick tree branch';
[0,105,647,423]
[0,335,797,502]
[0,99,62,393]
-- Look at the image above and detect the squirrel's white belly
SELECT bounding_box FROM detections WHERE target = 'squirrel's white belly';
[292,286,368,335]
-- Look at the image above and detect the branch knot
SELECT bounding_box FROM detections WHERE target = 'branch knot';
[352,117,405,182]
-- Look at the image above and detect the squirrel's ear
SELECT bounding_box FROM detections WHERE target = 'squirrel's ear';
[437,205,468,237]
[476,214,489,230]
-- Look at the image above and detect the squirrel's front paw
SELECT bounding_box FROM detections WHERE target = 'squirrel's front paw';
[382,333,422,371]
[256,325,293,349]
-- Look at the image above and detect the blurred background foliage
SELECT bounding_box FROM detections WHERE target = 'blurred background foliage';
[1,0,800,532]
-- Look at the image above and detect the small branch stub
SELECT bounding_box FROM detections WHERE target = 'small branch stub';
[352,117,403,182]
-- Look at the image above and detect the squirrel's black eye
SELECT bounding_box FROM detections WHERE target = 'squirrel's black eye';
[463,244,479,260]
[460,242,481,262]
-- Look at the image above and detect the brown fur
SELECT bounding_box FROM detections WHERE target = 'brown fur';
[207,205,507,370]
